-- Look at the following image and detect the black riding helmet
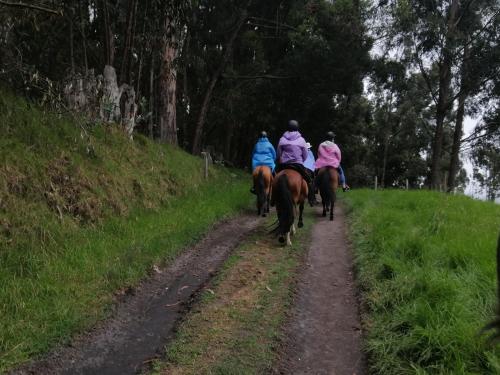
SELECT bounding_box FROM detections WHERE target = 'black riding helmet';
[288,120,299,131]
[327,131,335,141]
[259,131,268,138]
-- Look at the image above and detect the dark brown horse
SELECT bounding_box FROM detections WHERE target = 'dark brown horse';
[271,169,308,245]
[252,166,273,217]
[316,167,338,221]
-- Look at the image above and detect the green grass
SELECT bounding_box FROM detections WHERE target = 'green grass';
[0,90,252,371]
[344,190,500,374]
[154,211,314,374]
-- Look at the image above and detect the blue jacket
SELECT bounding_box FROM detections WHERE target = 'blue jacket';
[252,137,276,171]
[304,149,315,171]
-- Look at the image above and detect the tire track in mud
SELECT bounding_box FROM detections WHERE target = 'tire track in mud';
[12,213,260,375]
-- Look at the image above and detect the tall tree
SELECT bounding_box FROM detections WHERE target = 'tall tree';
[191,1,251,154]
[158,1,187,145]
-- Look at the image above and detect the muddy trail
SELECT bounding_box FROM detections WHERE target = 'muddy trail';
[279,205,366,375]
[12,214,260,375]
[12,203,365,375]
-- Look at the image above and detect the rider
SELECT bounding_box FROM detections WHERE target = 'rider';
[315,131,350,192]
[303,142,318,205]
[250,130,276,194]
[275,120,312,185]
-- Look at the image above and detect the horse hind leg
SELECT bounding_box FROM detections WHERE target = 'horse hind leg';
[298,201,304,228]
[330,191,336,221]
[322,201,327,217]
[286,232,292,246]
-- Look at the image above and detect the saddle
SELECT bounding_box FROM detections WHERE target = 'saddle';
[275,163,311,184]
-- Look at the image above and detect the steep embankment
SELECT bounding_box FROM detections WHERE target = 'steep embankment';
[0,90,251,372]
[345,190,500,374]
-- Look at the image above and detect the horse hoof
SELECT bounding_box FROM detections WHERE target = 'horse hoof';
[322,213,326,217]
[262,213,267,217]
[279,236,285,244]
[330,217,334,221]
[298,222,303,228]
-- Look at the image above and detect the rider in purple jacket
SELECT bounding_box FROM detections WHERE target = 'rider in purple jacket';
[275,120,312,185]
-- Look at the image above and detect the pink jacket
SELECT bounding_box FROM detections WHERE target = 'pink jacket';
[314,141,341,169]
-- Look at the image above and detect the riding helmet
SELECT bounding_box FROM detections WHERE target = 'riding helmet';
[327,131,335,141]
[288,120,299,131]
[259,131,268,138]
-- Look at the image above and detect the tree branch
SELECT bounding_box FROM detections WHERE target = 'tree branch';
[221,74,296,80]
[0,0,62,15]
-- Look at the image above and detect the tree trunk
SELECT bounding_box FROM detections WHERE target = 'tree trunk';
[381,134,389,188]
[191,3,250,154]
[102,0,114,66]
[158,14,180,145]
[447,42,469,193]
[78,0,89,74]
[429,0,459,189]
[69,10,75,75]
[119,0,137,84]
[149,53,154,139]
[135,0,149,100]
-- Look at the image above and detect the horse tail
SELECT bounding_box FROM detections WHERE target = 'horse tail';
[271,174,294,236]
[256,170,266,211]
[319,167,333,207]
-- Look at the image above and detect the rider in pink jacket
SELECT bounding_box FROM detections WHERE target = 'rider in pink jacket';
[314,131,349,191]
[315,141,341,169]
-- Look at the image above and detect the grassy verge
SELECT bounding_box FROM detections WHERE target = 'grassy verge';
[0,89,252,371]
[153,212,314,375]
[344,190,500,374]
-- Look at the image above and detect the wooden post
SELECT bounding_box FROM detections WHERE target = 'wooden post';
[375,176,378,190]
[406,179,409,190]
[201,152,209,179]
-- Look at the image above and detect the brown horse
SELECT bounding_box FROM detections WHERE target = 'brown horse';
[252,166,273,217]
[316,167,338,221]
[271,169,308,245]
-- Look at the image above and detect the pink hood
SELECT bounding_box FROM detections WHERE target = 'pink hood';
[314,141,341,169]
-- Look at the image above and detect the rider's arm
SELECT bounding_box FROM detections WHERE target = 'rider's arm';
[301,145,308,163]
[270,144,277,161]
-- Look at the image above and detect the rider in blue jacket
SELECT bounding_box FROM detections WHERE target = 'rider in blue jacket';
[250,131,276,194]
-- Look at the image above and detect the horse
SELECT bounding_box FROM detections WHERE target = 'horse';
[270,169,308,245]
[252,166,273,217]
[316,167,338,221]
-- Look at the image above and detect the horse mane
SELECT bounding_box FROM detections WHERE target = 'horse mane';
[270,173,294,236]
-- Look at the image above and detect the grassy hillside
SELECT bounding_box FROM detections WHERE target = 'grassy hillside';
[0,90,251,371]
[344,190,500,374]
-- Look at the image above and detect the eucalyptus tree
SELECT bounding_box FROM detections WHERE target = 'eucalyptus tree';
[374,0,500,190]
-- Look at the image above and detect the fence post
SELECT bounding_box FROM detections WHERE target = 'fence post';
[201,152,209,179]
[375,176,378,190]
[406,179,409,190]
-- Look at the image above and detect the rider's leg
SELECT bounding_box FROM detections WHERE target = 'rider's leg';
[338,165,349,191]
[306,170,315,206]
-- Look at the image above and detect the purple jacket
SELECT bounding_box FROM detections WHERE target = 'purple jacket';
[277,131,308,165]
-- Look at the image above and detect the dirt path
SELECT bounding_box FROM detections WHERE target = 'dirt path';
[280,204,365,375]
[13,213,260,375]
